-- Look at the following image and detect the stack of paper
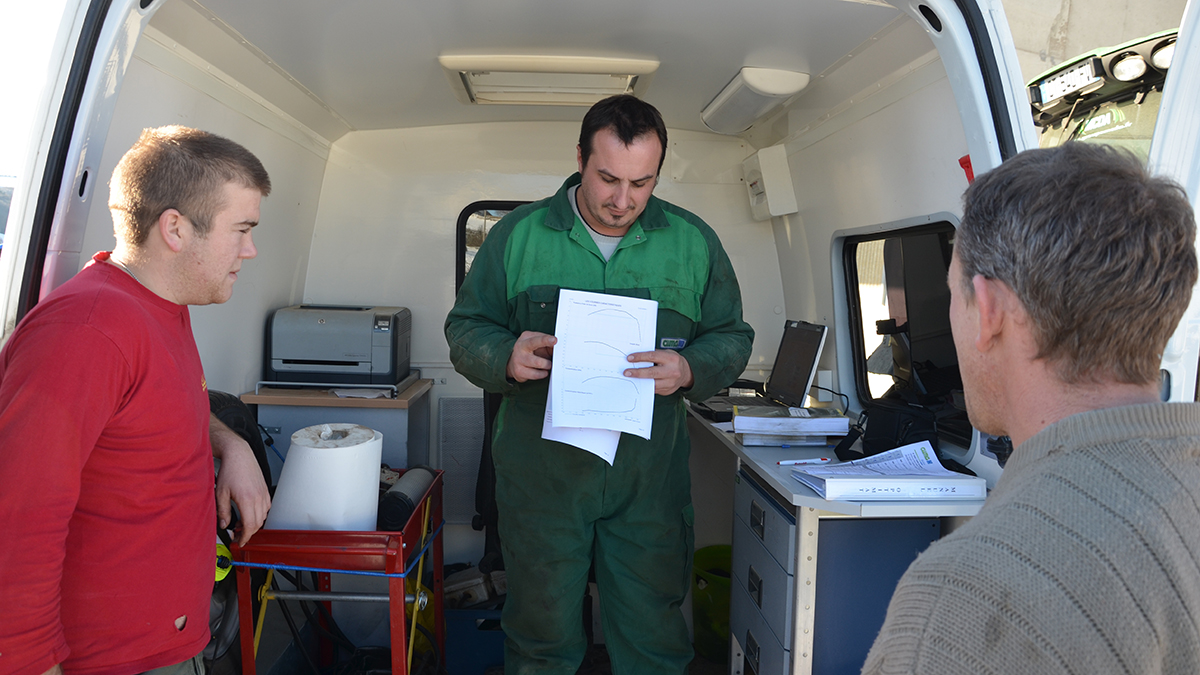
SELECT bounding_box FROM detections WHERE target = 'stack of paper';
[732,406,850,435]
[541,289,658,466]
[791,441,986,501]
[735,433,827,447]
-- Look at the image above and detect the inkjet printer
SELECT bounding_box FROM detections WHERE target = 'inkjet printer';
[265,305,411,386]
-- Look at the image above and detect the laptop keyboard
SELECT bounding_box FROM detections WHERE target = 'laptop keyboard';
[722,395,782,407]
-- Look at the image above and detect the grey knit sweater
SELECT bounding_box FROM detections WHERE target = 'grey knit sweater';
[861,402,1200,675]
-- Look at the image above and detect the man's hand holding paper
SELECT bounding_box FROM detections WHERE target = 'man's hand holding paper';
[507,331,556,382]
[624,349,693,395]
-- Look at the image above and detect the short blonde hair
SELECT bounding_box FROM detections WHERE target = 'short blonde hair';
[108,126,271,247]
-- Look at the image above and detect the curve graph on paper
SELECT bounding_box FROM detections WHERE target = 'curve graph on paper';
[564,376,639,414]
[583,340,630,358]
[584,308,647,348]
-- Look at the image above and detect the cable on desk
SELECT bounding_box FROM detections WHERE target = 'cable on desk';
[813,386,850,415]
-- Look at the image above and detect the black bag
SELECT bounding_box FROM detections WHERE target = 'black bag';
[205,390,274,674]
[860,397,938,457]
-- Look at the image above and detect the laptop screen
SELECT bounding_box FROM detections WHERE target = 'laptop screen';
[765,320,827,408]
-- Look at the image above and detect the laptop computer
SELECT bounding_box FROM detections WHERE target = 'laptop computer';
[693,320,828,421]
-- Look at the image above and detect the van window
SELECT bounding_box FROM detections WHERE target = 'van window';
[456,201,527,294]
[844,222,971,448]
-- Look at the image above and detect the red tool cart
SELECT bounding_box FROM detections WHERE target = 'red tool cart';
[232,469,444,675]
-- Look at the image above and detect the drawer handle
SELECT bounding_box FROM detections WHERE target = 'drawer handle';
[745,630,760,674]
[750,500,765,540]
[748,565,763,608]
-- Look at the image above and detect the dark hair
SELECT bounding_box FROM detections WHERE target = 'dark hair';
[108,126,271,247]
[579,95,668,174]
[956,142,1197,384]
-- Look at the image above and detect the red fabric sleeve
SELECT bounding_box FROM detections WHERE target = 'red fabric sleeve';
[0,322,128,675]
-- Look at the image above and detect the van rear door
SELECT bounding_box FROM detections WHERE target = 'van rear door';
[1149,2,1200,402]
[0,0,154,339]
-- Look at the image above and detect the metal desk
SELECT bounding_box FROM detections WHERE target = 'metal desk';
[689,410,986,675]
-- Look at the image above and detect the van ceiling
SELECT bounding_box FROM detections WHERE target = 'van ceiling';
[151,0,902,139]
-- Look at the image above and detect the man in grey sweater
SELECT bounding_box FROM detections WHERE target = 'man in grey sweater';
[862,142,1200,675]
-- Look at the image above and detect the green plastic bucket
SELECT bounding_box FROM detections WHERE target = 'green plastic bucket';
[692,545,732,662]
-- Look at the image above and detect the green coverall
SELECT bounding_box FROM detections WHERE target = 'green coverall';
[445,174,753,674]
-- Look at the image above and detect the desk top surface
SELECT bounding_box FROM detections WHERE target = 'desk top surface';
[242,379,432,409]
[688,407,986,518]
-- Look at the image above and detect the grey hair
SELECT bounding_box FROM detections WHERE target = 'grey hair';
[956,142,1196,384]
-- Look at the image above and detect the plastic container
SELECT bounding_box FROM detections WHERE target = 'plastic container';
[444,567,491,608]
[445,609,505,675]
[692,545,732,662]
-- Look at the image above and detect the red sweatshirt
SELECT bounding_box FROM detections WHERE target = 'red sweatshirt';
[0,253,213,675]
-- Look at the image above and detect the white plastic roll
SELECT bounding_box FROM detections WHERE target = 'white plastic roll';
[265,423,383,531]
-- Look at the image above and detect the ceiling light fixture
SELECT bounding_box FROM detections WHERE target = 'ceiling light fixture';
[701,67,810,135]
[439,55,659,106]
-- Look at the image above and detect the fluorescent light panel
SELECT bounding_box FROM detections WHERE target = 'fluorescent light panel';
[439,55,658,106]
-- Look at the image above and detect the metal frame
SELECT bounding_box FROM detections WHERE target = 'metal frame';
[232,471,445,675]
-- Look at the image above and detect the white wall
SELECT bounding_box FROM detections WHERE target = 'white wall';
[728,16,973,408]
[77,49,327,395]
[1006,0,1187,84]
[783,72,968,267]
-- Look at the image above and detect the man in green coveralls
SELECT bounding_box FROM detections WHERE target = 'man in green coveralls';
[445,95,753,674]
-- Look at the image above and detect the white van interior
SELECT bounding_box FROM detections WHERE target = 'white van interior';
[5,0,1200,671]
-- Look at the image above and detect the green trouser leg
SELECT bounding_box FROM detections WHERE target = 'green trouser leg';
[494,397,694,675]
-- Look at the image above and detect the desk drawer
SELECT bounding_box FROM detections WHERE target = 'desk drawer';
[730,566,789,675]
[734,470,795,574]
[732,514,793,649]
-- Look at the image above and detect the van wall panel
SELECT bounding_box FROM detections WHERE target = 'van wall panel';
[76,56,325,395]
[304,122,785,378]
[776,75,969,396]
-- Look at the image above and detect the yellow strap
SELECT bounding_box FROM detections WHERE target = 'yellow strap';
[253,569,274,657]
[408,497,432,672]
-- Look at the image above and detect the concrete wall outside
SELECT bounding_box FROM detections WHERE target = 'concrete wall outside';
[1007,0,1187,83]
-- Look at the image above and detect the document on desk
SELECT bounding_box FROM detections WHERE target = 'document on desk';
[790,441,987,501]
[548,289,657,439]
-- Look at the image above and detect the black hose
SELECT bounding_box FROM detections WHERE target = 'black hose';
[277,568,359,655]
[414,621,443,674]
[272,577,321,675]
[297,589,357,654]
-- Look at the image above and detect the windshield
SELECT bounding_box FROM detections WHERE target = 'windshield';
[1027,27,1178,161]
[1036,88,1162,160]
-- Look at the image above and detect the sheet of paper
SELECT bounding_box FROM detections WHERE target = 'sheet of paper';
[549,289,657,439]
[799,441,953,478]
[541,377,621,465]
[331,388,391,399]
